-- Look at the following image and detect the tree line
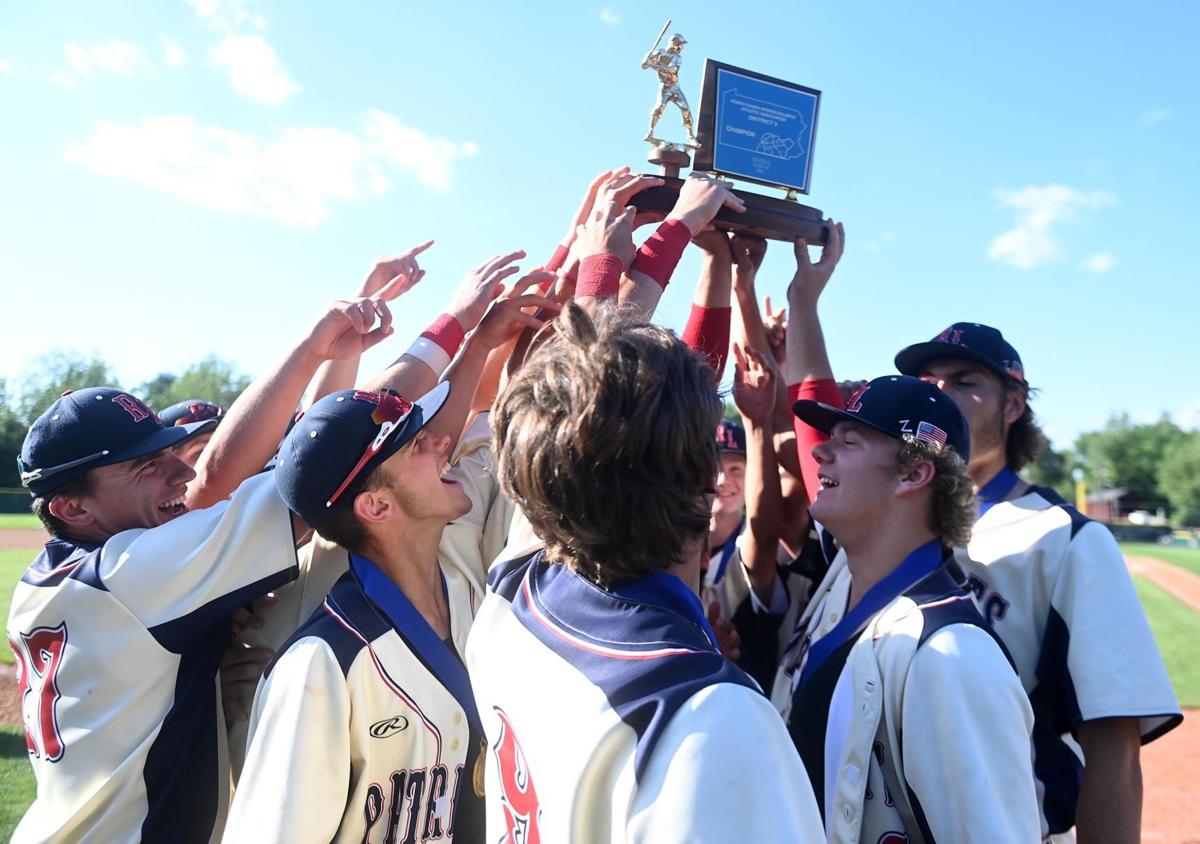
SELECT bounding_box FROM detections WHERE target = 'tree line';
[2,352,1198,525]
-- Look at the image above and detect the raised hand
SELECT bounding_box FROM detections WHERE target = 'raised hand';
[692,229,733,263]
[448,250,527,332]
[302,296,395,361]
[563,169,616,246]
[575,200,637,268]
[730,234,767,277]
[732,342,777,427]
[666,173,746,236]
[359,240,434,298]
[762,295,788,368]
[788,219,845,307]
[473,270,561,350]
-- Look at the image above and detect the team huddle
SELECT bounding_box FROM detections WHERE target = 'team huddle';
[7,168,1181,843]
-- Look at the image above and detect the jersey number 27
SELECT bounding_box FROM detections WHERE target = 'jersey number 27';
[9,623,69,762]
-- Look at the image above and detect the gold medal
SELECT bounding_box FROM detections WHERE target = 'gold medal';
[472,739,487,796]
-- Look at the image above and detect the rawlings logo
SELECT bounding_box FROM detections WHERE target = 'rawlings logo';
[369,715,410,739]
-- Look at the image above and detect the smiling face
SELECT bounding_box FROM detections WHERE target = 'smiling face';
[809,421,903,536]
[54,447,197,540]
[915,358,1023,476]
[711,452,746,519]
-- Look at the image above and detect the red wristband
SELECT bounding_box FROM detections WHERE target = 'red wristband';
[631,219,692,289]
[419,312,466,357]
[543,244,569,274]
[788,378,843,409]
[681,304,732,380]
[575,253,623,299]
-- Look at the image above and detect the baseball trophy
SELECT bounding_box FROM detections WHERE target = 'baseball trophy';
[633,20,829,243]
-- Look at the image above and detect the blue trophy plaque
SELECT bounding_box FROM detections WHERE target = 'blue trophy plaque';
[697,63,820,195]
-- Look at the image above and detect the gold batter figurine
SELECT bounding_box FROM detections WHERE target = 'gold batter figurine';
[642,21,699,149]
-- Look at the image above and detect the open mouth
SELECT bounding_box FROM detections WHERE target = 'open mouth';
[158,496,187,517]
[817,474,839,490]
[439,462,459,486]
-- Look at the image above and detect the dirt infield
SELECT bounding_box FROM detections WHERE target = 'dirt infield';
[1128,554,1200,615]
[1142,711,1199,843]
[0,529,46,550]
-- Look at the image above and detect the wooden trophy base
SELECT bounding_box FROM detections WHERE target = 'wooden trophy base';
[634,144,829,244]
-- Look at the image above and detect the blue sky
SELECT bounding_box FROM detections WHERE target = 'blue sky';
[1,0,1196,449]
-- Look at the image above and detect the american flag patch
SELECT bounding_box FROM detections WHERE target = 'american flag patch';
[915,421,949,449]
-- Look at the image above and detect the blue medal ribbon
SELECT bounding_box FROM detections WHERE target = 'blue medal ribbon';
[977,466,1021,517]
[795,540,943,692]
[612,570,721,651]
[350,554,483,737]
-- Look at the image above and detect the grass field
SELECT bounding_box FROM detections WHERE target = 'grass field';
[0,550,32,666]
[1120,542,1200,578]
[0,727,34,840]
[0,514,39,530]
[1132,575,1200,707]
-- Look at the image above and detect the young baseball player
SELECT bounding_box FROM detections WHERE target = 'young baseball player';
[781,374,1041,841]
[223,275,559,842]
[467,303,824,842]
[894,323,1182,839]
[6,291,400,843]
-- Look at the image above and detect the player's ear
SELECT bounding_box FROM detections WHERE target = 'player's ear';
[48,493,97,531]
[895,457,935,497]
[352,486,395,526]
[1002,384,1027,426]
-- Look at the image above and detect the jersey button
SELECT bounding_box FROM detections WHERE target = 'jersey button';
[450,738,461,752]
[829,612,840,624]
[452,713,463,726]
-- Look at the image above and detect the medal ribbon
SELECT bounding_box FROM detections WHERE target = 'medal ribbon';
[795,540,943,692]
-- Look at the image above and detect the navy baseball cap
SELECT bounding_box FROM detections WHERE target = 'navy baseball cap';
[274,383,450,528]
[792,375,970,460]
[19,387,190,497]
[894,322,1026,385]
[715,419,747,455]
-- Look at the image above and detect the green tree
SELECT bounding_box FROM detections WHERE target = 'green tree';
[16,351,120,425]
[1159,432,1200,526]
[0,378,26,489]
[137,356,250,412]
[1074,413,1186,512]
[1024,442,1075,501]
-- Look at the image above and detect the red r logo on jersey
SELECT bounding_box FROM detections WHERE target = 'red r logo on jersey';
[493,707,541,844]
[111,394,152,422]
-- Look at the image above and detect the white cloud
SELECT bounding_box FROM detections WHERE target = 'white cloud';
[62,40,153,77]
[186,0,266,32]
[600,7,622,25]
[208,34,300,105]
[1082,251,1116,273]
[162,39,187,67]
[863,231,896,253]
[986,184,1115,270]
[1141,108,1171,126]
[65,112,479,227]
[0,59,11,74]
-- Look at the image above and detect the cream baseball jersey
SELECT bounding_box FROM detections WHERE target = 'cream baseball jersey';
[776,541,1040,842]
[960,469,1182,834]
[227,415,505,778]
[6,472,298,843]
[466,551,824,843]
[225,554,483,843]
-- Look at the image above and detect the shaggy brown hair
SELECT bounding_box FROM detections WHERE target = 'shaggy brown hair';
[32,473,95,539]
[896,438,977,548]
[1005,379,1046,471]
[494,303,721,587]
